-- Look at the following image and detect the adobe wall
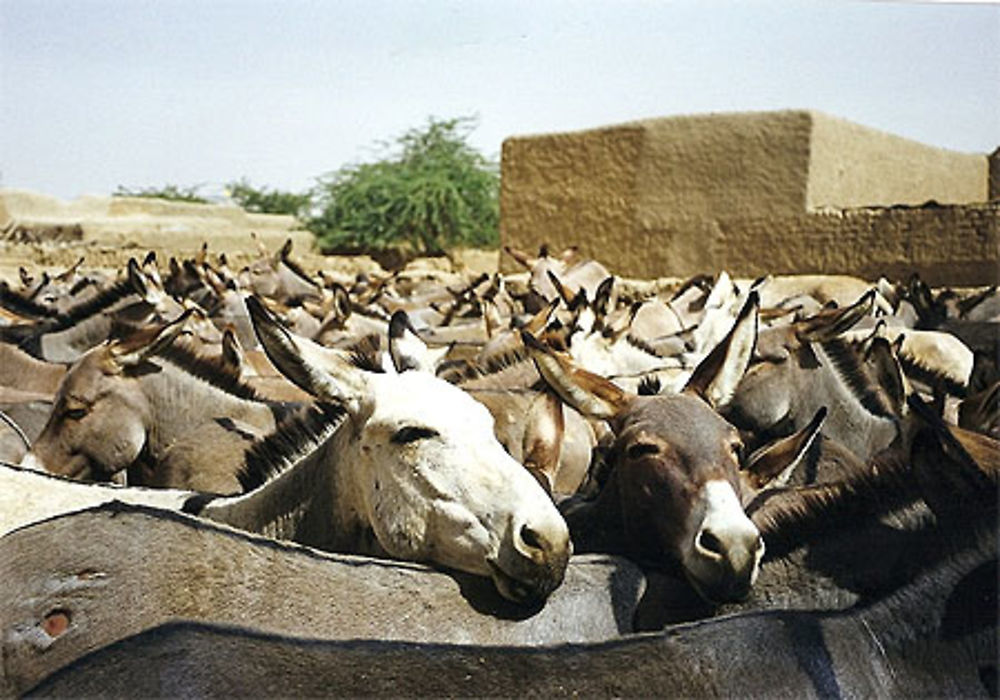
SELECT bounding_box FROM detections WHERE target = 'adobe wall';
[500,124,643,268]
[807,113,987,209]
[0,188,309,253]
[714,203,998,287]
[990,147,1000,201]
[500,111,993,283]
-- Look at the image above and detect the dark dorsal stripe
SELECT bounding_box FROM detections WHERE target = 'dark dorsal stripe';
[238,402,347,492]
[0,282,62,320]
[819,338,897,419]
[152,341,262,401]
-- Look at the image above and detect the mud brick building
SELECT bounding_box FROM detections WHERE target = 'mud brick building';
[501,110,997,285]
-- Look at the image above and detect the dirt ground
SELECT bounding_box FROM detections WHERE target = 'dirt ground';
[0,233,502,283]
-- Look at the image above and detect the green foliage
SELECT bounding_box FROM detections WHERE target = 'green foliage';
[309,116,499,255]
[226,179,312,219]
[113,183,209,204]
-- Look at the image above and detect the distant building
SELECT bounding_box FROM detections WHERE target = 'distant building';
[501,110,997,285]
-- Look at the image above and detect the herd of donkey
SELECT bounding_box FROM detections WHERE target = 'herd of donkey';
[0,238,997,695]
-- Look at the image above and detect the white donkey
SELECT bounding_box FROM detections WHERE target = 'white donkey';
[4,301,572,605]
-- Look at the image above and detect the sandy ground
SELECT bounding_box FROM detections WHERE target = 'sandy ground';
[0,234,502,284]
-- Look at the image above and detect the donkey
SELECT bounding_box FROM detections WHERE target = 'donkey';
[21,311,295,493]
[4,307,573,605]
[722,290,908,461]
[183,297,571,604]
[32,522,994,698]
[522,293,773,603]
[239,238,323,305]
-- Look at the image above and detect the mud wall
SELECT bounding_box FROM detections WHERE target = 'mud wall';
[500,111,993,283]
[714,203,998,287]
[990,148,1000,202]
[0,189,307,254]
[807,113,987,210]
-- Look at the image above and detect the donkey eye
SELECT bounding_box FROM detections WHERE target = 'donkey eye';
[391,426,440,444]
[64,407,88,421]
[626,442,659,460]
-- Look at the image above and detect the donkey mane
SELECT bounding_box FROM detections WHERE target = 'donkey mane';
[238,402,347,492]
[50,278,141,330]
[897,353,968,398]
[819,338,898,419]
[747,448,915,559]
[637,375,662,396]
[153,341,262,401]
[0,282,62,320]
[624,333,666,358]
[443,346,531,384]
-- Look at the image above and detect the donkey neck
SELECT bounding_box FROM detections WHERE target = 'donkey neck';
[39,315,117,363]
[200,418,380,554]
[37,291,150,362]
[810,340,901,459]
[136,359,279,458]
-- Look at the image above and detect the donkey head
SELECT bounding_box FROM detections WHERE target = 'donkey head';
[525,293,775,603]
[248,299,571,604]
[23,311,192,481]
[240,239,322,304]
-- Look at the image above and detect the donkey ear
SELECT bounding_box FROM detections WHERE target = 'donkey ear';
[56,256,85,282]
[684,291,759,409]
[592,276,616,331]
[741,407,826,497]
[110,308,193,368]
[331,283,352,321]
[388,310,447,373]
[521,389,565,498]
[864,336,908,416]
[247,295,371,415]
[522,330,629,420]
[503,245,535,270]
[797,289,875,343]
[546,270,575,306]
[220,327,246,376]
[126,258,150,297]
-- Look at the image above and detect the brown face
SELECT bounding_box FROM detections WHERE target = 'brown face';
[612,393,762,603]
[28,349,149,481]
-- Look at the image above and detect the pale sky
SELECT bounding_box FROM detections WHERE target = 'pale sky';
[1,0,997,201]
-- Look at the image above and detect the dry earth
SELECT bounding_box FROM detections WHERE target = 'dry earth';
[0,237,502,284]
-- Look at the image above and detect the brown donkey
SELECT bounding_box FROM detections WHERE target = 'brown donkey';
[22,311,295,493]
[523,293,791,603]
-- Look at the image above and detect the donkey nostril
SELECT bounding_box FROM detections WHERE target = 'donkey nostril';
[697,529,725,558]
[520,524,544,551]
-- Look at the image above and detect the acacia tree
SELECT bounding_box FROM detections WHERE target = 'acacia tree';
[226,179,312,219]
[309,116,499,256]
